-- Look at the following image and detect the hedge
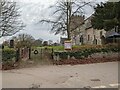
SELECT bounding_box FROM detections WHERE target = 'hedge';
[54,45,120,60]
[2,48,16,62]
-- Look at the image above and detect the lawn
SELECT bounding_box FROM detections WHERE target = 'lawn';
[34,45,103,51]
[33,46,64,51]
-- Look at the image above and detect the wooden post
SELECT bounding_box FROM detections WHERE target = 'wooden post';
[16,48,20,62]
[29,48,31,59]
[41,48,42,60]
[51,48,54,59]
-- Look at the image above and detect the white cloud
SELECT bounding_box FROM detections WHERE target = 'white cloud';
[0,37,10,44]
[9,0,57,4]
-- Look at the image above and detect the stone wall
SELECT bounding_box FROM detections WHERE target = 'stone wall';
[90,52,119,58]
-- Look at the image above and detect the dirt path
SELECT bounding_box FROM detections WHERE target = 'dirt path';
[2,62,119,88]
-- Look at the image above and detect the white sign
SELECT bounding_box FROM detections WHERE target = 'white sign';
[64,41,72,50]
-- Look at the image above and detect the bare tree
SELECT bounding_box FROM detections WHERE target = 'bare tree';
[40,0,94,40]
[12,33,35,48]
[0,0,25,38]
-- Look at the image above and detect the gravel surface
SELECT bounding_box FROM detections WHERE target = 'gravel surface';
[2,62,119,88]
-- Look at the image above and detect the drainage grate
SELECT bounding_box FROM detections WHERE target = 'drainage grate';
[91,79,100,81]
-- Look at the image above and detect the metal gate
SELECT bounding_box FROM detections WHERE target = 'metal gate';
[31,47,54,64]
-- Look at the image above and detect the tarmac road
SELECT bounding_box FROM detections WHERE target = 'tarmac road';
[1,62,119,88]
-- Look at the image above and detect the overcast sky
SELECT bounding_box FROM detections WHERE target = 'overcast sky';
[0,0,108,44]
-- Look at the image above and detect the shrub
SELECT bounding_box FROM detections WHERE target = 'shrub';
[59,52,68,59]
[2,48,16,62]
[2,48,16,70]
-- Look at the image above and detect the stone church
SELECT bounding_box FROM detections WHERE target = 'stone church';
[70,15,106,45]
